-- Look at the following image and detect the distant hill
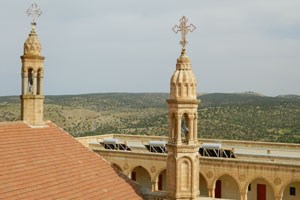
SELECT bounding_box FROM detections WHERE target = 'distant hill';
[277,94,300,100]
[0,93,299,143]
[200,93,279,106]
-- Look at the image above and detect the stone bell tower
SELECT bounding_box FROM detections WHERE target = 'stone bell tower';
[20,3,45,126]
[166,16,200,200]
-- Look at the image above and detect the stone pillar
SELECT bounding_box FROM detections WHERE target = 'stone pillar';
[33,72,37,95]
[275,196,282,200]
[193,114,198,143]
[240,191,247,200]
[38,75,43,95]
[208,187,215,198]
[169,114,173,142]
[152,181,158,191]
[176,115,182,145]
[188,115,194,143]
[22,74,28,95]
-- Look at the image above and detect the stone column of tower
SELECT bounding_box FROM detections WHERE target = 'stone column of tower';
[166,48,200,200]
[20,25,45,126]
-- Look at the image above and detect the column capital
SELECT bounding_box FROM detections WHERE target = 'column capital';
[275,196,282,200]
[188,113,195,119]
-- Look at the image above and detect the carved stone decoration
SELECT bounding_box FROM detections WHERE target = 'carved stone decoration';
[239,175,246,182]
[123,163,129,170]
[150,166,156,173]
[206,171,213,179]
[274,178,281,185]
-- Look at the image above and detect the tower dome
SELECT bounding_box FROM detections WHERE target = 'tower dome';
[170,49,197,99]
[23,26,42,56]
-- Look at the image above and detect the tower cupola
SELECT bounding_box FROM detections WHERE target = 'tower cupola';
[170,49,197,99]
[24,26,42,56]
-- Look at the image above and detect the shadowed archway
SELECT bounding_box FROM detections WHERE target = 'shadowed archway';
[157,169,166,191]
[199,173,208,197]
[131,166,151,189]
[282,180,300,200]
[214,174,240,199]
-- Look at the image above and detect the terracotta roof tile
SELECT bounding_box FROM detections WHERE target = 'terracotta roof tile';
[0,121,143,200]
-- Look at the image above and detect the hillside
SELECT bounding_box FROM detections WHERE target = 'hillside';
[0,93,299,143]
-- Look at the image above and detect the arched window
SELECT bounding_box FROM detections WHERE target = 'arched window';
[178,157,192,191]
[27,68,34,93]
[181,113,190,143]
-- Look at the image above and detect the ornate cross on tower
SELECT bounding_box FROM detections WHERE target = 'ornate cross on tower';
[26,2,42,26]
[172,16,196,50]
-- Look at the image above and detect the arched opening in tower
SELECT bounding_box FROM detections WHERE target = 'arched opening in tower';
[28,68,34,93]
[181,113,190,143]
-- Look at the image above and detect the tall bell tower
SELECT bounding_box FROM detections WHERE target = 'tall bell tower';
[20,3,45,126]
[166,16,200,200]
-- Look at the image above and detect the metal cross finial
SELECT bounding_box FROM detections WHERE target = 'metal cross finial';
[172,16,196,50]
[26,2,42,26]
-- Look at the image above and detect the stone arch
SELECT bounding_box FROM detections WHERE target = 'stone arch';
[154,168,166,182]
[178,156,193,166]
[111,163,122,173]
[280,179,300,200]
[27,68,34,93]
[199,172,208,197]
[213,173,240,200]
[181,112,195,143]
[177,156,193,191]
[181,113,189,141]
[246,177,275,200]
[129,165,151,177]
[130,166,152,189]
[155,169,166,191]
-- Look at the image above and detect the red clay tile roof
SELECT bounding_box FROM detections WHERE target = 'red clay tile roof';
[0,121,143,200]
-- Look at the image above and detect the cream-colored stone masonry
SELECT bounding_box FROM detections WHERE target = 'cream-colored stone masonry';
[20,26,45,126]
[166,49,200,199]
[77,135,300,200]
[170,49,197,100]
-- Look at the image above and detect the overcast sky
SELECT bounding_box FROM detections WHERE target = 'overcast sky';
[0,1,299,96]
